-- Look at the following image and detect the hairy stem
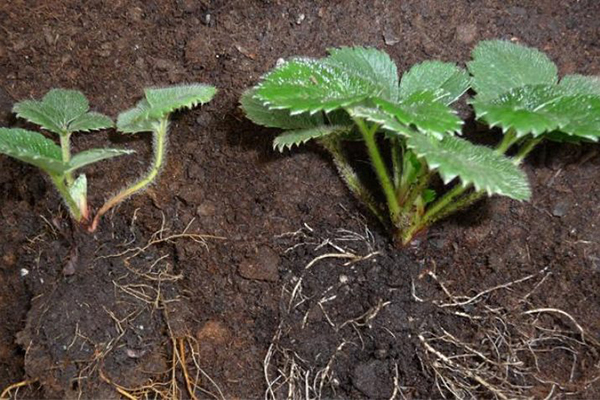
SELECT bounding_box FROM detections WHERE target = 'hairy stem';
[401,183,470,245]
[496,129,518,154]
[50,174,82,221]
[354,117,401,224]
[90,117,169,231]
[319,136,387,226]
[60,132,74,185]
[514,136,542,164]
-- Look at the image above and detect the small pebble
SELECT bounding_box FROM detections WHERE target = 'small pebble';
[552,200,571,217]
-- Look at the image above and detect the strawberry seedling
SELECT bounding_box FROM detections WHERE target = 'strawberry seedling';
[90,84,217,231]
[0,89,133,222]
[242,47,530,246]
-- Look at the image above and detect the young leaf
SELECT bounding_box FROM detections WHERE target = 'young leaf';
[345,105,415,139]
[144,84,217,120]
[326,46,399,102]
[67,148,135,173]
[68,112,113,132]
[240,89,324,129]
[468,40,558,101]
[0,128,65,174]
[255,58,375,114]
[558,74,600,96]
[116,99,158,133]
[375,93,463,139]
[399,61,470,105]
[69,174,88,217]
[12,89,112,135]
[273,125,349,152]
[407,133,531,201]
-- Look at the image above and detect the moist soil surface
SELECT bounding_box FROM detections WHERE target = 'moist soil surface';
[1,1,600,399]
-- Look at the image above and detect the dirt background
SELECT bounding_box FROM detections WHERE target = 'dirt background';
[1,0,599,399]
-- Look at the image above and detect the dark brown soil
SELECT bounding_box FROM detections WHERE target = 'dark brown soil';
[1,1,599,399]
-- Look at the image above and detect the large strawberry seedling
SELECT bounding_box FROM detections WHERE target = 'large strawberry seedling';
[0,89,133,222]
[90,84,217,231]
[469,40,600,161]
[242,47,530,246]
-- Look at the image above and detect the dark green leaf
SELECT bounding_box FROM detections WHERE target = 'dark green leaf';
[0,128,65,174]
[399,61,470,105]
[273,125,349,152]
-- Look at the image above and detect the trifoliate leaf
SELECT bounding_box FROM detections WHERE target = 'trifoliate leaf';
[375,93,463,139]
[558,74,600,96]
[240,89,323,129]
[67,148,135,173]
[255,58,376,114]
[473,84,600,140]
[0,128,65,174]
[326,46,399,102]
[144,84,217,119]
[469,40,558,102]
[68,112,113,132]
[13,89,111,135]
[399,61,470,105]
[407,133,531,200]
[116,100,159,133]
[273,125,349,152]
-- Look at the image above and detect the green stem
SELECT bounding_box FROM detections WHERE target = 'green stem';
[50,174,82,221]
[354,117,401,224]
[60,132,74,185]
[391,137,403,190]
[319,137,387,226]
[401,183,470,245]
[496,129,518,154]
[514,136,542,164]
[90,117,169,231]
[400,159,431,213]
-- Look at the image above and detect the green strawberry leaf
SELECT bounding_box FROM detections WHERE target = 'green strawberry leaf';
[67,148,135,173]
[399,61,470,105]
[144,84,217,119]
[0,128,65,174]
[473,84,600,141]
[407,133,531,200]
[558,74,600,96]
[345,105,415,139]
[255,58,376,114]
[273,125,349,152]
[469,40,558,102]
[326,46,399,102]
[13,89,112,135]
[116,99,158,133]
[240,89,323,129]
[375,92,463,139]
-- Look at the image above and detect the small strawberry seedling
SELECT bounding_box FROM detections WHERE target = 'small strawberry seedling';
[242,47,530,246]
[0,89,133,222]
[469,40,600,161]
[90,83,217,231]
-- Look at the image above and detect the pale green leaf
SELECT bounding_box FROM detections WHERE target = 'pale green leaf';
[273,125,349,152]
[326,46,399,102]
[255,58,375,114]
[69,174,88,214]
[473,84,600,140]
[399,61,470,105]
[469,40,558,102]
[0,128,65,174]
[558,74,600,96]
[67,148,135,172]
[13,89,90,135]
[375,92,462,139]
[116,100,158,133]
[407,133,531,200]
[240,89,323,129]
[68,112,113,132]
[144,84,217,119]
